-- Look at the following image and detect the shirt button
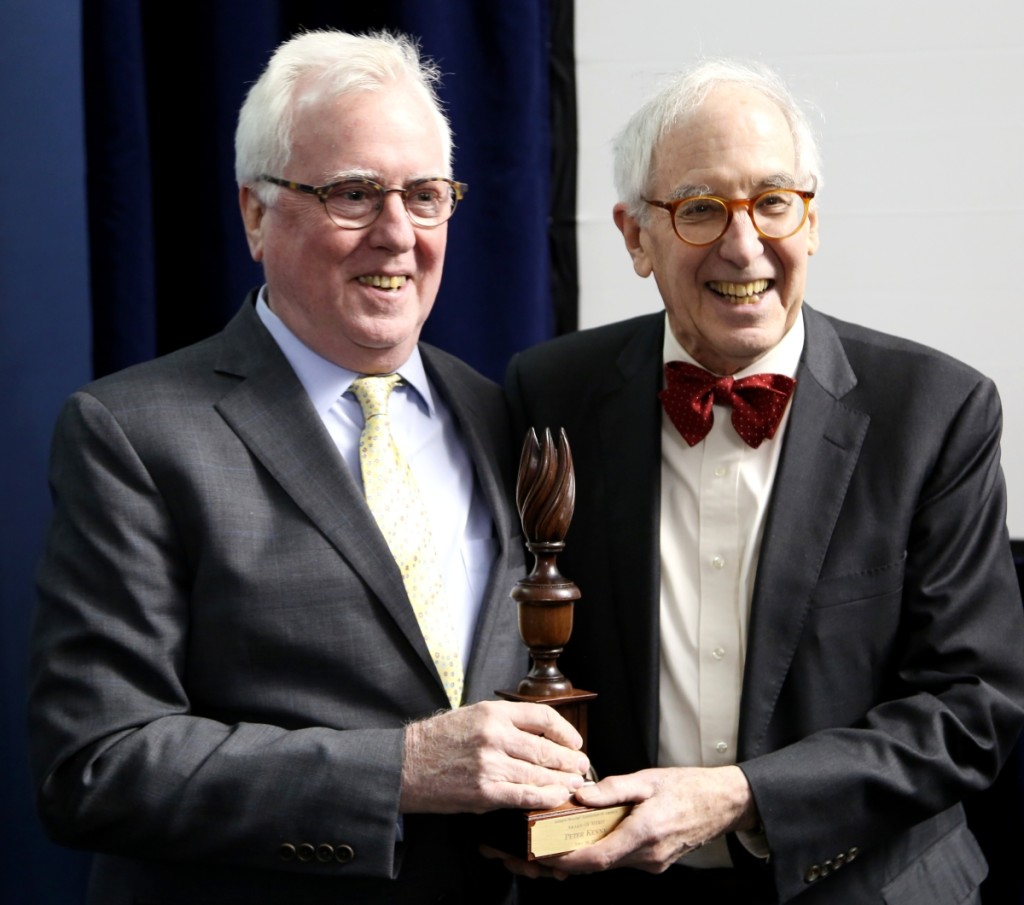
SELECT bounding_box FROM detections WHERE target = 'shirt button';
[712,647,726,660]
[714,464,727,477]
[711,555,725,570]
[715,741,729,754]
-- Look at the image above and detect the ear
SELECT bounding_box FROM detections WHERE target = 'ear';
[239,185,267,262]
[806,202,820,256]
[613,203,654,278]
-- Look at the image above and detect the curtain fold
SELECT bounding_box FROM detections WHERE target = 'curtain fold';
[83,0,156,374]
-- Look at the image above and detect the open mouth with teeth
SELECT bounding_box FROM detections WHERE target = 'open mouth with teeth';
[358,275,408,291]
[707,278,772,300]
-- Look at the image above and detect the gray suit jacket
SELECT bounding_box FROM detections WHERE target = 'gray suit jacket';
[506,306,1024,904]
[30,296,528,904]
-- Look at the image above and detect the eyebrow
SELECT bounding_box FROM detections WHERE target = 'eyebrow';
[760,173,799,189]
[667,173,798,201]
[321,170,449,187]
[668,183,713,201]
[321,168,383,185]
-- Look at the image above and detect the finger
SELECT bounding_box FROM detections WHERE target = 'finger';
[491,779,578,811]
[489,705,590,773]
[481,737,589,791]
[503,702,585,750]
[538,798,668,874]
[572,772,652,807]
[458,701,587,772]
[504,730,591,778]
[542,825,641,874]
[464,720,588,787]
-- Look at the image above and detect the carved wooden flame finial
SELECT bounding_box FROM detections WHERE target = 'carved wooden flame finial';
[516,427,575,546]
[510,428,580,696]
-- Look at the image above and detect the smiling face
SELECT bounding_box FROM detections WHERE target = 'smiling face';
[240,80,448,373]
[614,83,819,375]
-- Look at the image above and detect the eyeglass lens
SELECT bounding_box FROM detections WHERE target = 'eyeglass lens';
[324,180,456,228]
[674,190,807,243]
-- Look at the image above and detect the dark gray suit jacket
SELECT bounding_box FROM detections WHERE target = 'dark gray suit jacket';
[30,297,528,904]
[505,306,1024,904]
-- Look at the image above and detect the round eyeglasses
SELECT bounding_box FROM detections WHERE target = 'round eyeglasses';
[644,188,815,246]
[259,175,467,229]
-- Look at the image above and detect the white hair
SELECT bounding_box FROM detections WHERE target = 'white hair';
[613,60,823,223]
[235,29,453,202]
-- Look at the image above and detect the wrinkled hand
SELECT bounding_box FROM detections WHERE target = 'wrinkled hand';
[517,765,758,876]
[400,701,590,814]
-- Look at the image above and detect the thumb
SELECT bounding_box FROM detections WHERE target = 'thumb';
[573,777,624,807]
[572,770,654,807]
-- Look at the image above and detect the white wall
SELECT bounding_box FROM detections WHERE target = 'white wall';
[575,0,1024,535]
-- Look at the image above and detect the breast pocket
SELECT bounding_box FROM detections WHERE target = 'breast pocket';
[811,552,908,610]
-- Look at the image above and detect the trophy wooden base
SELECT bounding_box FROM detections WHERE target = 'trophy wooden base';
[479,798,630,860]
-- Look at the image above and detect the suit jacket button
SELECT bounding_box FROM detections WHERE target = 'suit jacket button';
[335,844,355,864]
[805,864,821,883]
[847,846,860,862]
[297,842,316,862]
[833,852,847,868]
[278,843,297,861]
[316,843,335,862]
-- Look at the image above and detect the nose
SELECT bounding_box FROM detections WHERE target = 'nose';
[716,205,764,266]
[368,190,416,251]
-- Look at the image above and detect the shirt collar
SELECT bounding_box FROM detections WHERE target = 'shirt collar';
[255,287,435,416]
[661,306,805,381]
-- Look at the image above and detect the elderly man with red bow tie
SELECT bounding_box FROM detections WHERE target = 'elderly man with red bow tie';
[504,60,1024,905]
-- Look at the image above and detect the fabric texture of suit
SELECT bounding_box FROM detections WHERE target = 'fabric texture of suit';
[505,306,1024,904]
[30,295,528,905]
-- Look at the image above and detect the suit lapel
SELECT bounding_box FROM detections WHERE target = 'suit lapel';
[739,306,871,757]
[594,315,665,765]
[211,300,437,678]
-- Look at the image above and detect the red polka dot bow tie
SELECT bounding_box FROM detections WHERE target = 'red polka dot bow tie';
[659,361,797,448]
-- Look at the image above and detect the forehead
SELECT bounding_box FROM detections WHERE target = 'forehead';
[288,81,446,181]
[651,84,797,194]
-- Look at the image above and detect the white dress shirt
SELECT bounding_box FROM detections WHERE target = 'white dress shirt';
[658,310,805,866]
[256,291,496,669]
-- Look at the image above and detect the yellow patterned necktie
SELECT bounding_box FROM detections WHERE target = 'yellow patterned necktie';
[351,375,464,708]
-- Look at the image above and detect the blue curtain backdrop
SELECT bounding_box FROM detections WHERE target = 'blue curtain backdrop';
[2,2,574,904]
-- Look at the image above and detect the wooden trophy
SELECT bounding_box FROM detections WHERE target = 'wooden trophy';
[480,427,629,860]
